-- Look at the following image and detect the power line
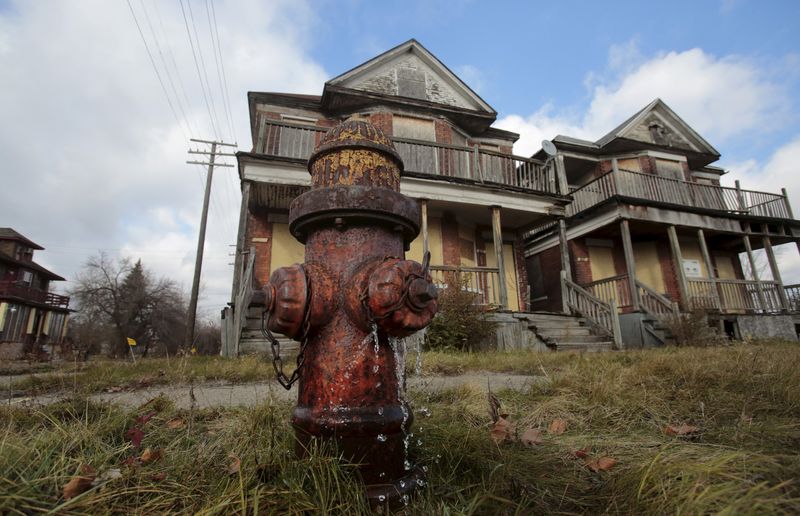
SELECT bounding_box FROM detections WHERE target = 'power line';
[206,0,236,143]
[186,0,223,140]
[125,0,188,140]
[179,0,219,139]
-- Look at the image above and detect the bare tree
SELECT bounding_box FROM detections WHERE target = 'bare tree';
[69,253,187,357]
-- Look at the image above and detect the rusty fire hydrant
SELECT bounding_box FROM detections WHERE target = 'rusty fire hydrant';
[260,119,438,507]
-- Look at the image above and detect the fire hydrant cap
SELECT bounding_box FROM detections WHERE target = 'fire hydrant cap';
[308,119,404,173]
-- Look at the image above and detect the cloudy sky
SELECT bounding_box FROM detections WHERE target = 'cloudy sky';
[1,0,798,318]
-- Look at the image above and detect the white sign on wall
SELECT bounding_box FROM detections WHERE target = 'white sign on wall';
[683,259,702,278]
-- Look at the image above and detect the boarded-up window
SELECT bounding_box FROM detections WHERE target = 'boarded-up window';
[617,158,641,173]
[397,68,426,100]
[528,255,545,300]
[655,159,685,181]
[393,115,435,141]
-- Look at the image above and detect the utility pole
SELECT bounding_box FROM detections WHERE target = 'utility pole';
[185,138,237,349]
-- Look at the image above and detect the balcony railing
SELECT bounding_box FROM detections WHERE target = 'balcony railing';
[785,284,800,311]
[582,274,633,311]
[429,265,502,307]
[567,169,792,219]
[0,280,70,308]
[255,118,557,194]
[687,278,783,313]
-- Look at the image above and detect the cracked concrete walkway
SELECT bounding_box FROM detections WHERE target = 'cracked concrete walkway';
[3,373,541,409]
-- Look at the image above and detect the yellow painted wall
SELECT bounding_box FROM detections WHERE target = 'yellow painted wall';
[633,242,666,293]
[26,308,36,334]
[0,302,7,331]
[714,253,738,279]
[617,158,641,172]
[588,245,616,280]
[270,223,306,271]
[42,311,52,336]
[457,224,476,267]
[407,217,443,265]
[61,314,70,338]
[485,243,520,311]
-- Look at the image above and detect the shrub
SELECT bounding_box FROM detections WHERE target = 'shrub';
[425,271,497,351]
[663,309,728,347]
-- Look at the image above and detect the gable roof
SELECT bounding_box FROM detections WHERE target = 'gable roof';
[326,39,495,114]
[595,98,720,156]
[0,228,44,250]
[0,251,65,280]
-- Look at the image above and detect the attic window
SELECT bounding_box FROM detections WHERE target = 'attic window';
[397,68,426,100]
[281,114,317,126]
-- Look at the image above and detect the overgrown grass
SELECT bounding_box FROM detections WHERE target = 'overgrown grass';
[2,341,799,513]
[8,355,274,394]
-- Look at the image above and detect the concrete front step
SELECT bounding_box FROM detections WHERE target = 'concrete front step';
[556,341,614,352]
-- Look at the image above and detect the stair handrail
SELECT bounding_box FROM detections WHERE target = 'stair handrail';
[233,247,256,356]
[561,271,623,349]
[636,280,679,318]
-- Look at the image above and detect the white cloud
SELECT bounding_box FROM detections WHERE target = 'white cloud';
[497,44,790,156]
[0,0,328,318]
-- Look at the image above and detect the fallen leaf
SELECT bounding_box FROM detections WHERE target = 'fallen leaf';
[166,417,185,429]
[548,418,567,435]
[105,385,124,393]
[571,447,589,459]
[92,468,122,486]
[125,427,144,449]
[63,464,96,499]
[227,454,241,475]
[489,417,513,444]
[151,472,167,482]
[520,428,543,447]
[140,448,162,465]
[586,456,617,472]
[120,456,140,468]
[665,423,700,436]
[135,411,157,426]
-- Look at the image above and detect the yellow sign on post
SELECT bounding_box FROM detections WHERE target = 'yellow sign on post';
[127,337,137,347]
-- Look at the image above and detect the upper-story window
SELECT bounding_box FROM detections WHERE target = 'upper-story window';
[15,245,33,262]
[21,270,33,286]
[655,158,686,181]
[393,115,435,141]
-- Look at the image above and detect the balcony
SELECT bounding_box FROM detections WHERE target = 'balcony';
[567,169,792,219]
[0,280,70,309]
[254,118,558,194]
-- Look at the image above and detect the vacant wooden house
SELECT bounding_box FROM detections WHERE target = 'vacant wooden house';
[525,99,800,345]
[222,39,573,355]
[0,228,70,359]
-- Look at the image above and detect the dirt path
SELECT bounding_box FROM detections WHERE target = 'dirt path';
[4,373,540,409]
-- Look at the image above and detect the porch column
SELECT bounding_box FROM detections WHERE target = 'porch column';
[782,188,794,219]
[420,199,429,257]
[742,234,768,311]
[231,181,251,304]
[555,153,569,195]
[558,219,571,314]
[620,219,640,311]
[610,158,621,194]
[667,225,690,311]
[763,235,790,311]
[697,229,722,312]
[491,206,509,310]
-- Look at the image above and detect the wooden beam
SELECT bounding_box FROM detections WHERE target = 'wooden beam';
[763,235,790,311]
[782,188,794,219]
[697,229,722,312]
[558,219,571,314]
[555,153,568,195]
[231,181,251,305]
[620,220,640,311]
[491,206,509,310]
[420,199,429,257]
[742,234,768,310]
[667,225,690,311]
[611,158,621,194]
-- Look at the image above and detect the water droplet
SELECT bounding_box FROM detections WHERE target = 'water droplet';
[404,459,411,470]
[414,331,423,375]
[418,407,431,417]
[378,495,386,502]
[422,465,428,472]
[377,434,387,442]
[399,480,405,488]
[402,494,409,506]
[373,364,380,373]
[417,439,422,446]
[416,479,425,487]
[378,407,384,416]
[379,471,386,478]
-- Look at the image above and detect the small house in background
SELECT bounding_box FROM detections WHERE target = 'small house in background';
[0,228,70,359]
[525,99,800,345]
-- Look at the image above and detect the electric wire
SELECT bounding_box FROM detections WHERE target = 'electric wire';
[185,0,223,140]
[179,0,219,139]
[207,0,236,144]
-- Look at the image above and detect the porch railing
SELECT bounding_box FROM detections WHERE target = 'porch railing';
[581,274,632,311]
[429,265,502,307]
[687,278,783,313]
[636,280,679,318]
[784,283,800,312]
[567,168,792,219]
[255,117,557,194]
[0,280,69,308]
[562,271,622,348]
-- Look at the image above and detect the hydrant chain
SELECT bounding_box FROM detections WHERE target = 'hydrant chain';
[262,311,310,390]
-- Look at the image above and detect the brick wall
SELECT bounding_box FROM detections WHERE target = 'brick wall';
[369,112,393,137]
[593,159,613,179]
[513,240,530,311]
[639,156,655,175]
[656,239,681,303]
[434,119,452,145]
[246,210,273,288]
[440,213,460,266]
[570,239,592,285]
